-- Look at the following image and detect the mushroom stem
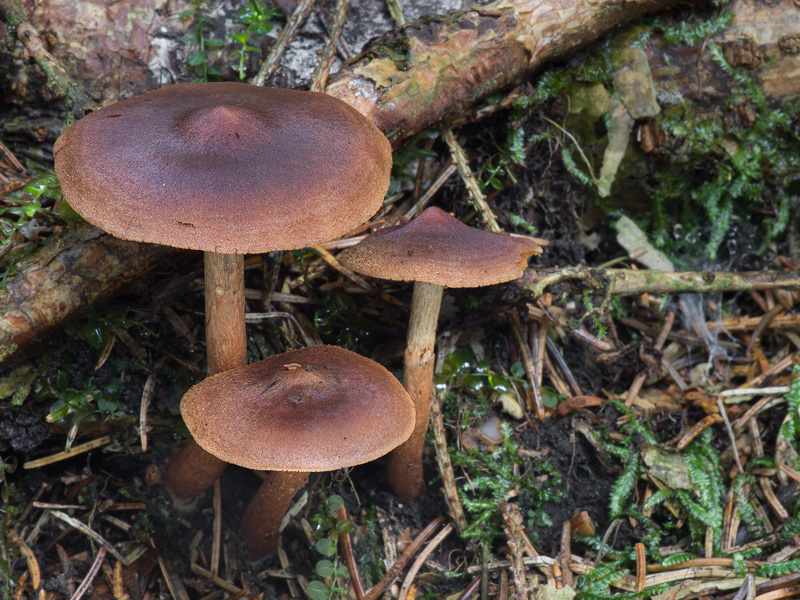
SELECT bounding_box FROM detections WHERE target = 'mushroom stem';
[387,280,444,502]
[241,471,310,557]
[163,438,228,501]
[164,252,247,500]
[204,252,248,375]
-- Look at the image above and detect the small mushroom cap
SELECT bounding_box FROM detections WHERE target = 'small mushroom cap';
[181,345,415,471]
[54,83,392,254]
[338,206,542,287]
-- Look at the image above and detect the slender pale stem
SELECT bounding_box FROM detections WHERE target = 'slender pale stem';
[164,252,247,500]
[386,281,443,502]
[204,253,247,375]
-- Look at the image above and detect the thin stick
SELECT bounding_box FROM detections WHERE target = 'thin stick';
[429,392,468,533]
[191,564,247,595]
[23,436,111,469]
[634,543,645,593]
[69,547,105,600]
[310,0,349,92]
[746,304,784,358]
[625,311,674,406]
[253,0,316,86]
[398,523,454,600]
[456,576,483,600]
[364,516,446,600]
[508,311,544,420]
[50,510,128,566]
[211,480,222,576]
[7,530,40,589]
[139,359,162,453]
[337,504,366,600]
[570,327,614,351]
[560,521,573,588]
[519,267,800,300]
[717,396,743,473]
[404,161,457,220]
[779,463,800,485]
[546,336,583,397]
[442,126,501,233]
[312,245,373,291]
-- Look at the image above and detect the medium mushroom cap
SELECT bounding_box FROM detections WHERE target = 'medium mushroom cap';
[180,345,415,471]
[338,206,543,287]
[53,83,392,254]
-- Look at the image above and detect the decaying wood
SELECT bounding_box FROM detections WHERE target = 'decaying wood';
[325,0,691,147]
[0,224,187,362]
[519,267,800,300]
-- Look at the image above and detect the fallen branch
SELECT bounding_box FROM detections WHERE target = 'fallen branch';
[326,0,692,146]
[517,267,800,299]
[0,224,187,362]
[0,0,91,121]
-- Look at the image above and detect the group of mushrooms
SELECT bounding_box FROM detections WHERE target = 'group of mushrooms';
[53,82,542,558]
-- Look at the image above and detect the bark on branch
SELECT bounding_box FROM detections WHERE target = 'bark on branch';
[518,267,800,300]
[325,0,691,146]
[0,0,91,120]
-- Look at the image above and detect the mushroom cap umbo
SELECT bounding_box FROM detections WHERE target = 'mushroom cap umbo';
[54,83,392,254]
[338,206,543,288]
[180,345,415,471]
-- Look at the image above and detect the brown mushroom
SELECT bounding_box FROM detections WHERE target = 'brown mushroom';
[338,207,542,502]
[181,345,415,557]
[53,82,392,501]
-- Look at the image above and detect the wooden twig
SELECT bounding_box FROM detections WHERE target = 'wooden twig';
[625,311,674,407]
[50,510,128,566]
[398,523,454,600]
[327,0,691,147]
[519,267,800,300]
[23,436,111,469]
[70,547,105,600]
[442,126,501,233]
[310,0,349,92]
[252,0,316,86]
[190,564,247,595]
[211,480,222,577]
[337,504,366,600]
[634,543,645,593]
[364,516,446,600]
[7,530,40,590]
[429,392,468,533]
[507,311,544,420]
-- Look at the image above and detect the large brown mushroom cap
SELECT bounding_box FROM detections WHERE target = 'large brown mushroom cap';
[338,206,543,287]
[181,345,415,471]
[54,83,392,254]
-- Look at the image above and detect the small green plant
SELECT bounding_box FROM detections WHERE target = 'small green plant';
[43,371,126,427]
[312,290,380,350]
[181,0,225,82]
[63,305,157,352]
[307,494,354,600]
[779,366,800,449]
[0,173,61,286]
[229,0,278,79]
